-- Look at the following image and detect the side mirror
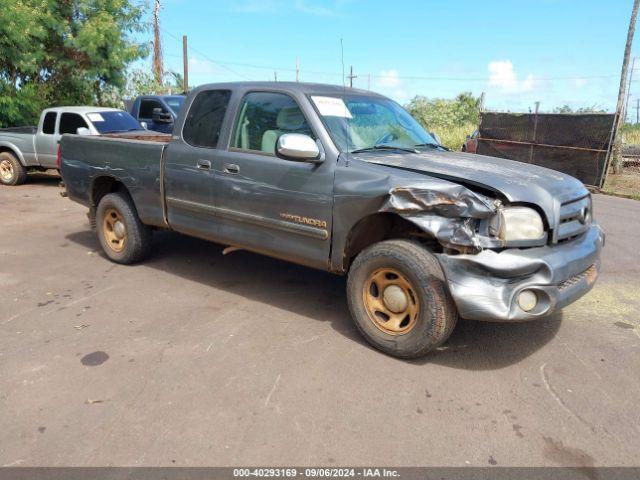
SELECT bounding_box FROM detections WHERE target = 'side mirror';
[140,121,148,130]
[152,107,173,124]
[276,133,322,162]
[76,127,91,135]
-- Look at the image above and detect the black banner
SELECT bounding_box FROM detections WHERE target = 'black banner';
[0,467,638,480]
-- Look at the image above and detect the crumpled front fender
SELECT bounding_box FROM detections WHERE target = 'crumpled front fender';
[380,182,497,249]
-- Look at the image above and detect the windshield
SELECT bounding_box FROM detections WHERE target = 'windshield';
[311,94,437,153]
[88,111,142,134]
[165,96,185,115]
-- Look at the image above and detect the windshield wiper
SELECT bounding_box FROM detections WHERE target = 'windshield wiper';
[351,144,418,154]
[414,142,449,151]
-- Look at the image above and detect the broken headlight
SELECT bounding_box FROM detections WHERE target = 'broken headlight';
[490,207,545,241]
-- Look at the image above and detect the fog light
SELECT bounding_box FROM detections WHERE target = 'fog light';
[517,290,538,312]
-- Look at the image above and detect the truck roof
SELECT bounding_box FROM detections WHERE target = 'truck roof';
[42,106,123,114]
[192,81,382,97]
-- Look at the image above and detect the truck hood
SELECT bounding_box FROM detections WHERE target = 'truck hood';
[352,149,589,224]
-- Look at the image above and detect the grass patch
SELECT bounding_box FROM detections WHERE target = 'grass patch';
[621,124,640,145]
[431,123,475,151]
[602,166,640,200]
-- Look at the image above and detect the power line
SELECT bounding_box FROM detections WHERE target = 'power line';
[159,28,620,85]
[162,49,619,83]
[161,28,251,80]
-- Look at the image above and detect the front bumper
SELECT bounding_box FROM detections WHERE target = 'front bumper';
[436,224,604,321]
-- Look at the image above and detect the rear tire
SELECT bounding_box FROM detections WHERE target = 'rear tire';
[347,239,458,359]
[0,152,27,186]
[96,192,152,264]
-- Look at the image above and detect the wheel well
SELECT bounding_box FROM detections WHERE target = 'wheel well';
[0,146,20,161]
[342,213,440,270]
[91,176,130,208]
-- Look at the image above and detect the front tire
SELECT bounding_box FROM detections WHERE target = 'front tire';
[347,240,458,358]
[0,152,27,186]
[96,192,152,264]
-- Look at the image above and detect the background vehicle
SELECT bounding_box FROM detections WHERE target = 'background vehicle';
[127,94,185,133]
[0,107,143,186]
[461,129,479,153]
[60,82,603,359]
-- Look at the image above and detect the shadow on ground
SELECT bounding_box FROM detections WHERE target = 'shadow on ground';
[67,229,561,370]
[25,172,60,186]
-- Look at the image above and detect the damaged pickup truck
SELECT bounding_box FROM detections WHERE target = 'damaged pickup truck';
[60,82,604,358]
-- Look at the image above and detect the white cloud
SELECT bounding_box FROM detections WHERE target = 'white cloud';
[371,69,407,103]
[188,57,218,76]
[488,60,535,93]
[573,78,588,88]
[378,69,400,88]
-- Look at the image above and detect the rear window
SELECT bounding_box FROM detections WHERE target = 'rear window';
[182,90,231,148]
[59,113,89,134]
[165,96,185,115]
[88,111,142,134]
[42,112,57,134]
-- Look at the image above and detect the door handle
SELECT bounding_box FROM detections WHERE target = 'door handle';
[223,163,240,174]
[197,159,211,170]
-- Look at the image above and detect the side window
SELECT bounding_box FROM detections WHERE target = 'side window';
[42,112,57,134]
[59,113,89,134]
[182,90,231,148]
[139,99,165,119]
[232,92,314,154]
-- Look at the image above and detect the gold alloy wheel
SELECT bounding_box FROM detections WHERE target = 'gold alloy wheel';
[102,208,127,253]
[0,159,14,182]
[363,268,420,335]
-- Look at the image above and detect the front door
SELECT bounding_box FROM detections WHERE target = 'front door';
[214,91,334,269]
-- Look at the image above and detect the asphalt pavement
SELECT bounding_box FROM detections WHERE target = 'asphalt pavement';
[1,175,639,467]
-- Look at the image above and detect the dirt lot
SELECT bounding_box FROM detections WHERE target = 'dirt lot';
[1,175,639,467]
[603,163,640,200]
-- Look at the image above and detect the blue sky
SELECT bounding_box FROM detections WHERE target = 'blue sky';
[148,0,637,113]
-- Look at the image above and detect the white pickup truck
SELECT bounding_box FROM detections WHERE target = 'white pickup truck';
[0,106,143,186]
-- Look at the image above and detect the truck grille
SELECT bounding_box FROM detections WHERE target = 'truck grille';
[554,195,591,244]
[557,264,597,291]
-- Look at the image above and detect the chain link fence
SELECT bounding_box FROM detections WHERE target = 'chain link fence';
[476,112,615,186]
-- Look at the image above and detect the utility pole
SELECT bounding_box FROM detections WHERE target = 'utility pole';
[624,56,636,122]
[609,0,639,178]
[182,35,188,93]
[347,66,357,88]
[529,101,541,164]
[152,0,163,84]
[274,71,278,82]
[296,58,299,82]
[478,91,486,130]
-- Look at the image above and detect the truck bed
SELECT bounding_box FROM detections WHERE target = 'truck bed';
[0,126,37,134]
[60,134,169,228]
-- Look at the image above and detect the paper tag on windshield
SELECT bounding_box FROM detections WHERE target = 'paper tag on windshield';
[87,113,104,122]
[312,96,352,118]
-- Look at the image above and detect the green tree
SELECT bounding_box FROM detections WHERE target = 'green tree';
[405,92,480,150]
[406,92,480,130]
[0,0,148,127]
[553,104,607,114]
